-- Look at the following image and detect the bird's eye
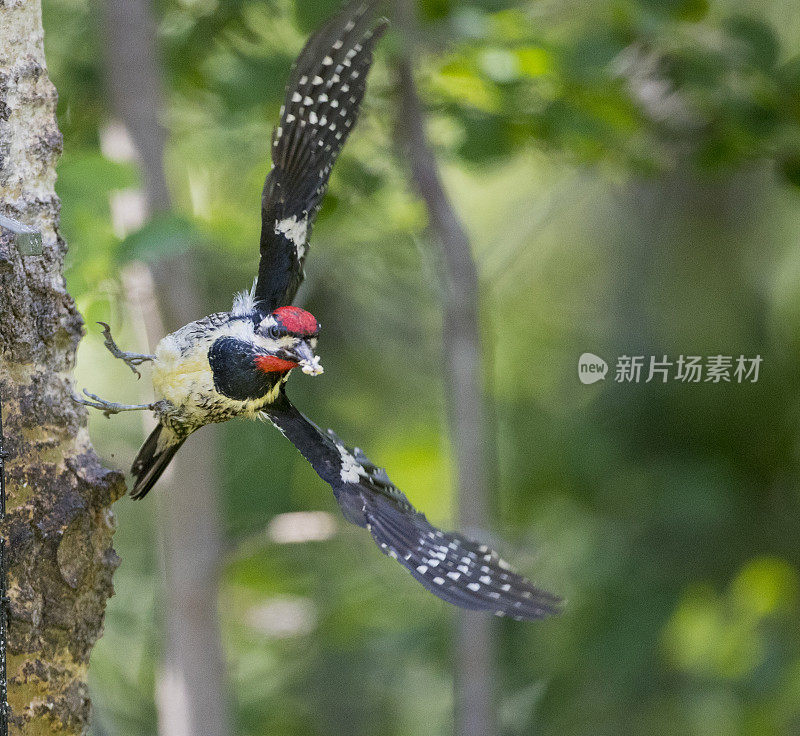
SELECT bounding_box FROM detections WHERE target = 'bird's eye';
[267,325,281,339]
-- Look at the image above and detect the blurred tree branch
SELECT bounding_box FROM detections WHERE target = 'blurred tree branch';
[102,2,231,735]
[392,5,495,735]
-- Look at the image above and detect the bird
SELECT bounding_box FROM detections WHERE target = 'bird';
[75,0,562,621]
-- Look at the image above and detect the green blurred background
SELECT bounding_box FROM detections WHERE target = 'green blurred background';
[43,0,800,733]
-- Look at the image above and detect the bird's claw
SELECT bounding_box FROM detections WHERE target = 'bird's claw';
[96,321,154,379]
[72,389,154,418]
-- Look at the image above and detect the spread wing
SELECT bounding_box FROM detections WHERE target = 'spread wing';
[264,392,562,620]
[254,2,387,312]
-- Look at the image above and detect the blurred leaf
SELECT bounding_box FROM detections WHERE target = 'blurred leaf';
[419,0,452,23]
[432,59,501,112]
[778,154,800,188]
[293,0,343,33]
[722,15,780,71]
[118,213,199,263]
[515,46,552,78]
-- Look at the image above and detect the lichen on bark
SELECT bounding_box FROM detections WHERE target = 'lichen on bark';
[0,1,126,734]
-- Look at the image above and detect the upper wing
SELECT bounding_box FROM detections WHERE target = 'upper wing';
[254,2,387,312]
[264,391,562,620]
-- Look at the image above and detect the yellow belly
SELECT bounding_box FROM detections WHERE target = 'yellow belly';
[151,335,215,410]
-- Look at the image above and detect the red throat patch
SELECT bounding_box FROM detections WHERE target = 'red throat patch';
[255,355,297,373]
[272,306,319,335]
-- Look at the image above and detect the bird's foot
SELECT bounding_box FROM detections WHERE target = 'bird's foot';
[97,321,155,379]
[72,389,157,418]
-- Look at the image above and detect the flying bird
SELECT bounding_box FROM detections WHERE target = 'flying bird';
[76,1,561,621]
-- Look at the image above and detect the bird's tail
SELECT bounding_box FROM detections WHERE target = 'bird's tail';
[130,423,186,500]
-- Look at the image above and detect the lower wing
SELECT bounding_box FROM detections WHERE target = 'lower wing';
[264,390,562,620]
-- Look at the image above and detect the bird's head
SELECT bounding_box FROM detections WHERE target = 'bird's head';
[254,306,323,376]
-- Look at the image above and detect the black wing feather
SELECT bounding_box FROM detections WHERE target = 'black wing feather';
[254,2,387,311]
[265,391,562,620]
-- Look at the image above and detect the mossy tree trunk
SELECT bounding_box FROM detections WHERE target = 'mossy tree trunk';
[0,2,126,733]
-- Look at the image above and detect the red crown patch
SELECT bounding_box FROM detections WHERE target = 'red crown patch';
[273,306,320,335]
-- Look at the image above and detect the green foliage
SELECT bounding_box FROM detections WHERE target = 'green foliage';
[44,0,800,734]
[118,213,197,262]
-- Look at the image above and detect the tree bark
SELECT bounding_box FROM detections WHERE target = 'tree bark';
[393,23,496,736]
[0,2,126,734]
[102,2,231,735]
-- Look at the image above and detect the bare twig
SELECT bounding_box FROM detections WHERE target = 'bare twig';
[393,10,496,736]
[103,2,231,735]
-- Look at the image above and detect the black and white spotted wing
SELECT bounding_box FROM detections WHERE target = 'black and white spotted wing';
[265,391,562,620]
[254,2,388,312]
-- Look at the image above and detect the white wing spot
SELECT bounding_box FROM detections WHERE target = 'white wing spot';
[467,582,481,592]
[479,575,491,585]
[322,55,333,65]
[447,571,461,581]
[275,215,309,259]
[433,577,445,585]
[416,565,428,574]
[299,75,308,85]
[333,440,367,484]
[292,92,302,103]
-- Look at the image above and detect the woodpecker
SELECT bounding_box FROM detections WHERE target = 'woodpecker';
[76,1,561,621]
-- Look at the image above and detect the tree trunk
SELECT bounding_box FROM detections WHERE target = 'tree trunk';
[0,2,126,734]
[393,28,496,736]
[102,2,231,735]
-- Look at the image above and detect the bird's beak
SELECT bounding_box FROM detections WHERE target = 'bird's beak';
[290,340,323,376]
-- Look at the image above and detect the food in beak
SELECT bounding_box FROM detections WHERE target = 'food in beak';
[293,341,324,376]
[300,354,324,376]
